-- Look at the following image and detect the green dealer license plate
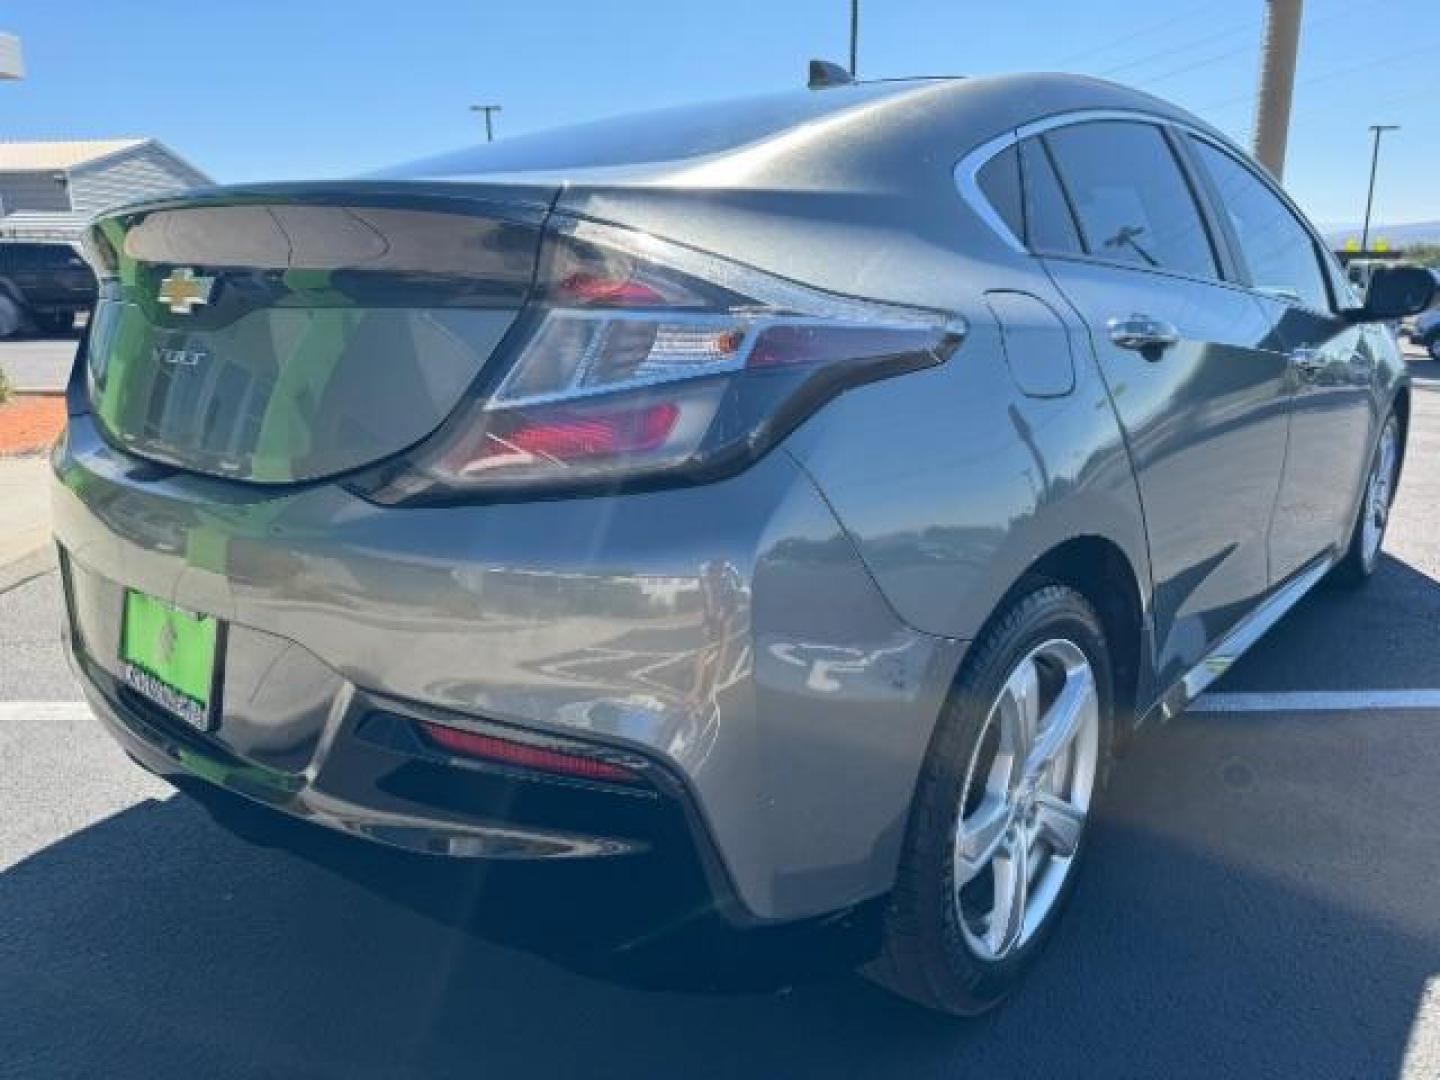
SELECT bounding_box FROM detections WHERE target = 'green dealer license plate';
[119,590,219,731]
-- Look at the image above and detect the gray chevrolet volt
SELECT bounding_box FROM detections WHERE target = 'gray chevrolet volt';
[52,73,1435,1014]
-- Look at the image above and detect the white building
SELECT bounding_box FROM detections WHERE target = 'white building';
[0,139,210,241]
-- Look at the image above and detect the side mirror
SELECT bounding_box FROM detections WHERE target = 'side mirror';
[1347,264,1437,323]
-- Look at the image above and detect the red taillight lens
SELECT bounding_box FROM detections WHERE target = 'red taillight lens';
[431,391,714,483]
[420,720,642,784]
[351,218,963,504]
[508,402,678,459]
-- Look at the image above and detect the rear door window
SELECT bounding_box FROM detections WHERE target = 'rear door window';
[1044,121,1219,280]
[1186,137,1332,312]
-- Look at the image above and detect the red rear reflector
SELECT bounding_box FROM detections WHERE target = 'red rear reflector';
[558,272,667,306]
[419,721,641,784]
[494,402,679,463]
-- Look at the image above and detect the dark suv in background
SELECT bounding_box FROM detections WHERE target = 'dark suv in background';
[0,241,97,336]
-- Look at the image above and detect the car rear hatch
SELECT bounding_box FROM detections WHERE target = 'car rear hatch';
[82,183,555,483]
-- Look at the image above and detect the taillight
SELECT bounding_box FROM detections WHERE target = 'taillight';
[419,720,643,785]
[353,217,964,504]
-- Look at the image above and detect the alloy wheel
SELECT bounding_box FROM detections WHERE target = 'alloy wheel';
[1361,419,1399,571]
[952,638,1099,962]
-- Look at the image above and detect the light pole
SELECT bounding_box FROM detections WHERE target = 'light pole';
[470,104,502,143]
[849,0,858,77]
[1360,124,1399,254]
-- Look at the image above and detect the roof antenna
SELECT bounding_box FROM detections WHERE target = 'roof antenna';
[808,59,854,90]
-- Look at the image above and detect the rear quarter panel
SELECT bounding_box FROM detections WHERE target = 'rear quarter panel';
[784,301,1152,662]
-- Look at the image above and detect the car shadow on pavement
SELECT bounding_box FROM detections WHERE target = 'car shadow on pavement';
[1221,553,1440,691]
[3,709,1435,1080]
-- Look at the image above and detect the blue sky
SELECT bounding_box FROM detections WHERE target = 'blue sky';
[3,0,1436,228]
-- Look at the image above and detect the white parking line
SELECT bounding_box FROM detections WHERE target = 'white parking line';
[1191,690,1440,713]
[0,700,87,721]
[7,691,1440,726]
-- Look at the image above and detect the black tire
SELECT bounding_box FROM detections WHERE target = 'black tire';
[1331,411,1400,587]
[0,294,22,339]
[866,582,1113,1016]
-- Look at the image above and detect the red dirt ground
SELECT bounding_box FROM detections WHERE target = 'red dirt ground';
[0,394,66,455]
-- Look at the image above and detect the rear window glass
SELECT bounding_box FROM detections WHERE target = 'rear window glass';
[1045,121,1218,279]
[378,84,917,178]
[977,145,1024,243]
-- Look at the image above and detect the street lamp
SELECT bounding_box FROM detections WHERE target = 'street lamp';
[1360,124,1399,254]
[470,104,502,143]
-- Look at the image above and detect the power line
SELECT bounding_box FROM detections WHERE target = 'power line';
[1197,34,1440,115]
[1046,4,1217,68]
[1097,18,1261,78]
[1132,40,1259,89]
[1131,0,1364,95]
[1054,0,1340,78]
[1094,0,1364,99]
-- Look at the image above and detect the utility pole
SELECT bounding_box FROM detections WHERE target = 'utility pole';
[470,104,502,143]
[1360,124,1399,254]
[1252,0,1303,181]
[849,0,859,77]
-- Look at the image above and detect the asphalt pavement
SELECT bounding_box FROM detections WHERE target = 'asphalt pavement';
[3,361,1440,1077]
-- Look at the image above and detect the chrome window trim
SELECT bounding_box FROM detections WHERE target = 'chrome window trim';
[957,107,1342,315]
[954,107,1247,259]
[955,129,1029,254]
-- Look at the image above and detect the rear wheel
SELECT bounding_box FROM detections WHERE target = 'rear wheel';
[1332,412,1400,586]
[0,295,22,339]
[866,584,1112,1015]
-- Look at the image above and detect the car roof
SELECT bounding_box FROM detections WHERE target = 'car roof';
[375,72,1229,192]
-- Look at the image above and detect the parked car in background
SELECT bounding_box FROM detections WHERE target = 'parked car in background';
[1413,307,1440,360]
[52,73,1436,1016]
[1346,258,1388,298]
[0,241,97,337]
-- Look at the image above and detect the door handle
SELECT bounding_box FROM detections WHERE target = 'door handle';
[1108,314,1179,357]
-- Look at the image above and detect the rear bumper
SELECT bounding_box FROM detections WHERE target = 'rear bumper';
[65,623,754,942]
[52,416,966,923]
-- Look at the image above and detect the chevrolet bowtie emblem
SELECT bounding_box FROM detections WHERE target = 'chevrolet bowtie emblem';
[157,267,214,315]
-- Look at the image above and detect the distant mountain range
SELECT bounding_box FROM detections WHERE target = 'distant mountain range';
[1319,221,1440,248]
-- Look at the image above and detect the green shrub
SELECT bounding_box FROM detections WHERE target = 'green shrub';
[0,365,10,405]
[1406,243,1440,268]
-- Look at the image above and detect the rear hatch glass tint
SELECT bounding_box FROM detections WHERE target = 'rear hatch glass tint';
[85,193,549,483]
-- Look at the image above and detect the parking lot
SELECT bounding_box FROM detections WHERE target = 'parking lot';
[2,340,1440,1078]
